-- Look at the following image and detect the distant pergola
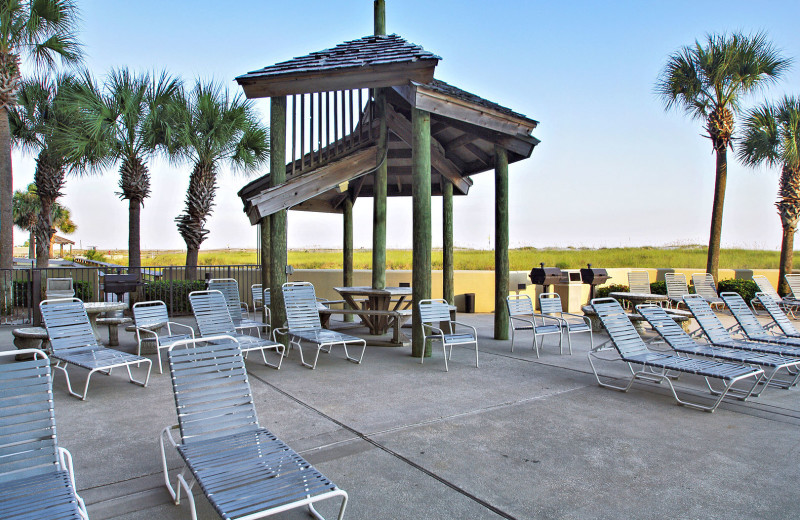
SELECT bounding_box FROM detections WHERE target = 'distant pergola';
[235,2,539,353]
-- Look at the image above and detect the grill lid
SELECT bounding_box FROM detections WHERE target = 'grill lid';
[579,264,609,285]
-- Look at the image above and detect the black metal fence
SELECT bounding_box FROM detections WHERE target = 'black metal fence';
[0,264,263,326]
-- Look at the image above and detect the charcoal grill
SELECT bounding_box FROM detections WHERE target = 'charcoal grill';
[530,263,563,294]
[579,264,610,300]
[103,273,144,301]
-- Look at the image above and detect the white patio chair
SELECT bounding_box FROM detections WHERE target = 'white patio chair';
[539,292,592,354]
[506,294,562,357]
[418,298,478,371]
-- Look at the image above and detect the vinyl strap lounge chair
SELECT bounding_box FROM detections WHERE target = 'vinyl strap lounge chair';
[691,273,725,310]
[755,292,800,339]
[665,273,690,308]
[721,292,800,347]
[0,349,88,519]
[40,298,152,400]
[682,294,800,357]
[588,298,762,412]
[208,279,267,334]
[751,275,800,316]
[189,290,284,369]
[159,336,348,520]
[282,282,366,369]
[638,304,800,391]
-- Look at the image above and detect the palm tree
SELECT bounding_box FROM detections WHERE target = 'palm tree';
[171,81,268,280]
[738,96,800,295]
[12,183,38,259]
[0,0,81,276]
[12,183,76,261]
[656,32,790,280]
[61,68,181,274]
[10,73,77,267]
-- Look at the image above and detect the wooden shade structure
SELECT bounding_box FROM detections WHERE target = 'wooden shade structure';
[236,12,539,350]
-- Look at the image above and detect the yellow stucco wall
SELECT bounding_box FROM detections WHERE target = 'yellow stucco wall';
[285,267,782,314]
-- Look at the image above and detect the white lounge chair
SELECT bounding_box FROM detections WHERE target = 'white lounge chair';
[0,349,88,519]
[159,336,348,520]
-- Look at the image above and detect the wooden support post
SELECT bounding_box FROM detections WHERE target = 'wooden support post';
[443,180,454,306]
[494,145,509,340]
[372,0,387,290]
[259,216,270,323]
[343,196,354,322]
[374,0,386,35]
[411,108,432,358]
[372,87,387,290]
[270,96,288,335]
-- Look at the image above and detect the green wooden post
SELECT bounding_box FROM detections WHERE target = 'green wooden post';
[270,96,287,335]
[259,215,271,323]
[343,196,354,322]
[412,107,432,358]
[494,145,509,340]
[372,0,387,290]
[443,180,454,306]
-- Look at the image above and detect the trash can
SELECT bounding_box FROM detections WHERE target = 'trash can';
[463,293,475,313]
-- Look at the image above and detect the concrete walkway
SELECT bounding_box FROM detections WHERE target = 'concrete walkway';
[2,311,799,520]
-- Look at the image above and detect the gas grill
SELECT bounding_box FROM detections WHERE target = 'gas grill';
[103,273,144,301]
[530,263,564,294]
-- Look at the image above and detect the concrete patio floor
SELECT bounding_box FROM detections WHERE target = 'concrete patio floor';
[2,311,800,520]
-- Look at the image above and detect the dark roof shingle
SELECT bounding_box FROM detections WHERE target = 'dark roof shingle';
[237,34,441,81]
[424,79,538,126]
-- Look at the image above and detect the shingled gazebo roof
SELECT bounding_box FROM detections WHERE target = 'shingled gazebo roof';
[236,34,441,97]
[238,77,539,221]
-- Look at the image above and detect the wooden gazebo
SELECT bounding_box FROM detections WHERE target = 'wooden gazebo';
[236,2,539,354]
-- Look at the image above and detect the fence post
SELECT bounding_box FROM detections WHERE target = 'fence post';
[169,267,174,315]
[32,270,42,326]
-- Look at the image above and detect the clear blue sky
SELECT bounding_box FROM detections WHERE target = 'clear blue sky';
[13,0,800,251]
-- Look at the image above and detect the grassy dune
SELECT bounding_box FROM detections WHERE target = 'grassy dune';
[85,246,784,270]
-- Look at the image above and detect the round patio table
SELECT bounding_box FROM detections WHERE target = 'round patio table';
[83,301,128,343]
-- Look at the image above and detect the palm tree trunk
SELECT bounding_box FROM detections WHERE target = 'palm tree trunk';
[177,163,216,282]
[185,247,199,281]
[34,198,53,269]
[0,108,13,313]
[128,199,141,275]
[119,157,150,276]
[28,230,34,259]
[778,225,796,296]
[706,148,727,280]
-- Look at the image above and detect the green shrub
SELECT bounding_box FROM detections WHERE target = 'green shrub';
[85,249,108,262]
[650,280,666,295]
[717,279,759,302]
[596,284,628,298]
[142,280,206,314]
[73,280,91,302]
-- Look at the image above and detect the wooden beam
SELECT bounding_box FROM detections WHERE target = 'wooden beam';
[249,146,378,217]
[412,107,432,358]
[494,145,509,340]
[238,63,437,98]
[396,82,537,136]
[465,142,492,166]
[385,104,472,194]
[442,131,475,153]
